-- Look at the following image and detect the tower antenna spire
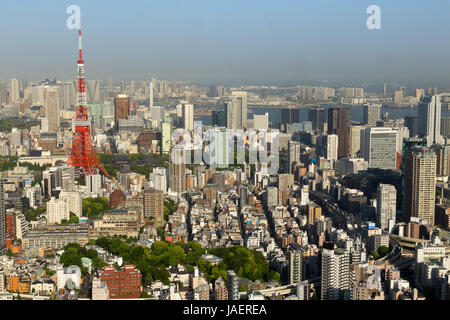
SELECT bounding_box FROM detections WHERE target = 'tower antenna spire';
[78,29,83,62]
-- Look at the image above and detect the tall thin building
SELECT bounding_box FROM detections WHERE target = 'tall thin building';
[403,146,436,225]
[0,179,5,255]
[282,107,300,125]
[9,78,20,103]
[149,82,154,110]
[226,91,248,129]
[418,94,444,146]
[328,107,351,158]
[376,184,397,231]
[308,107,327,131]
[114,94,131,129]
[227,270,239,300]
[169,149,186,195]
[143,188,164,227]
[287,141,301,173]
[363,103,381,126]
[182,103,194,131]
[287,243,303,284]
[321,248,350,300]
[44,86,60,132]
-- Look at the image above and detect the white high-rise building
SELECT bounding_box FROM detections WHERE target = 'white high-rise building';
[182,103,194,131]
[253,113,269,130]
[59,191,83,218]
[376,184,397,231]
[418,94,444,146]
[266,187,278,208]
[321,248,350,300]
[287,140,301,173]
[363,103,381,126]
[46,197,70,224]
[86,174,102,195]
[150,167,168,193]
[44,86,60,132]
[226,91,248,129]
[360,127,397,170]
[0,179,5,255]
[319,134,338,161]
[149,82,154,110]
[9,78,20,103]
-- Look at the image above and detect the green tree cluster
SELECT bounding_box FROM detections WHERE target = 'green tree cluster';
[24,207,46,222]
[82,197,109,218]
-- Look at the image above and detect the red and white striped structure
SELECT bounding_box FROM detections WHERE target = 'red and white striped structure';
[67,30,109,177]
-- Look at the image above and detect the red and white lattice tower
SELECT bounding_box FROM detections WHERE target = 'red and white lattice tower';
[67,30,109,177]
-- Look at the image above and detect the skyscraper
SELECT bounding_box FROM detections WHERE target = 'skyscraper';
[0,179,5,255]
[321,248,350,300]
[360,127,397,170]
[287,243,303,284]
[149,82,154,110]
[363,103,381,126]
[114,94,131,129]
[328,107,351,158]
[182,103,194,131]
[418,94,444,146]
[403,146,436,225]
[376,184,397,231]
[308,107,327,131]
[318,134,338,161]
[44,86,60,132]
[226,91,248,129]
[86,80,100,103]
[9,78,19,103]
[169,149,186,195]
[287,140,301,173]
[161,118,173,155]
[143,188,164,227]
[281,107,300,125]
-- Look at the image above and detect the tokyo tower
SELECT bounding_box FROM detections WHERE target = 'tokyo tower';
[67,29,109,178]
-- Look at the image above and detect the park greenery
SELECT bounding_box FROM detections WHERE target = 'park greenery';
[24,207,46,222]
[0,156,48,173]
[164,198,178,221]
[59,243,108,274]
[370,245,390,260]
[61,213,79,225]
[97,153,169,178]
[82,197,109,218]
[0,118,40,132]
[89,237,281,287]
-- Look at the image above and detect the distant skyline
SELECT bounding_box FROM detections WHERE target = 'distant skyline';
[1,0,450,87]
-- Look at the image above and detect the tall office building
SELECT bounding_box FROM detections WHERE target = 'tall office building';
[363,103,381,126]
[282,107,300,125]
[328,107,351,158]
[226,91,248,129]
[149,82,154,109]
[350,125,365,157]
[441,117,450,139]
[431,145,450,177]
[107,78,114,96]
[44,86,60,132]
[0,82,8,106]
[418,94,444,146]
[114,94,131,129]
[86,174,102,194]
[376,184,397,231]
[287,243,303,284]
[318,134,338,161]
[360,127,397,170]
[403,146,437,225]
[9,78,20,103]
[0,179,5,255]
[161,118,173,155]
[321,248,350,300]
[169,149,186,195]
[308,107,327,131]
[46,197,70,224]
[287,141,301,173]
[212,110,226,127]
[86,80,100,103]
[182,103,194,131]
[253,113,269,130]
[143,188,164,227]
[404,116,418,137]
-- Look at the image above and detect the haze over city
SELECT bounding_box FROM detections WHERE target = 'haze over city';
[1,0,450,87]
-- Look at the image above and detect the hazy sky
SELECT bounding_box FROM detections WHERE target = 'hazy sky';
[1,0,450,86]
